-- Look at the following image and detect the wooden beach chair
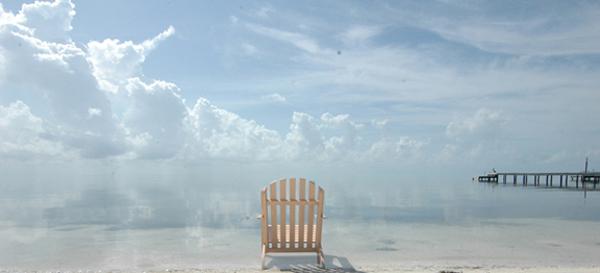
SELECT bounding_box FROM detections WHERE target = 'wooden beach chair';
[259,178,325,269]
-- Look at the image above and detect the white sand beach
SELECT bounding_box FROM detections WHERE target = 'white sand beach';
[2,217,600,273]
[161,266,600,273]
[5,265,599,273]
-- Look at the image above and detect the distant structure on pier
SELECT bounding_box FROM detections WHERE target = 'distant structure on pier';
[476,158,600,189]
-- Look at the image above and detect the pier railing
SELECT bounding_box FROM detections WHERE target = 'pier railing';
[476,172,600,189]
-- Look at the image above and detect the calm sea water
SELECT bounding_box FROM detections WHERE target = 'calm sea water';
[1,163,600,270]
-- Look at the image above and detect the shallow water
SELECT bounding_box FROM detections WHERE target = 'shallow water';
[1,163,600,270]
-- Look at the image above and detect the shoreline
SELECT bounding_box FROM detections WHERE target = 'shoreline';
[2,266,600,273]
[0,263,600,273]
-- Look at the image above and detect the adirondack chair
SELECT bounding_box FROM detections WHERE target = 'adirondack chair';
[259,178,325,269]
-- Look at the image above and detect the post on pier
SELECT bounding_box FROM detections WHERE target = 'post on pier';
[560,175,563,188]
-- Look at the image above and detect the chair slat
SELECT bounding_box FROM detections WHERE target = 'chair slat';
[316,187,324,248]
[279,179,287,249]
[298,178,306,248]
[289,178,296,248]
[265,200,317,205]
[261,188,268,245]
[267,224,317,243]
[269,182,278,248]
[307,181,315,249]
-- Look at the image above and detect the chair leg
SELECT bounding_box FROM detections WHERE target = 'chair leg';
[261,245,267,270]
[317,248,325,269]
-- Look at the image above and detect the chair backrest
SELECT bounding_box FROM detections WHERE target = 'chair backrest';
[261,178,325,251]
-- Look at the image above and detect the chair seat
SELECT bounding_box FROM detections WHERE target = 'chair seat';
[267,224,317,243]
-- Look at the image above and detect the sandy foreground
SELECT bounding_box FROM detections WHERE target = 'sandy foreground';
[2,218,600,273]
[3,266,600,273]
[145,266,600,273]
[355,266,600,273]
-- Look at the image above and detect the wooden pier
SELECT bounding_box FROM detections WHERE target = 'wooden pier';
[477,172,600,189]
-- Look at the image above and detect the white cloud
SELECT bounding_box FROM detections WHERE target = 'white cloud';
[261,92,286,103]
[185,98,283,161]
[366,137,425,161]
[0,0,427,164]
[246,23,327,54]
[18,0,75,42]
[0,4,19,25]
[384,1,600,56]
[340,25,382,45]
[88,107,102,117]
[86,26,175,92]
[283,112,406,162]
[184,101,415,162]
[123,78,187,159]
[430,20,600,56]
[440,109,511,161]
[284,112,324,160]
[446,108,506,139]
[0,7,125,158]
[0,101,68,159]
[0,46,5,82]
[142,25,175,51]
[371,119,388,129]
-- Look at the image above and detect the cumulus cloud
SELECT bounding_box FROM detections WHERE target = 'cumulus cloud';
[87,26,175,92]
[284,112,324,159]
[366,137,425,161]
[185,98,282,161]
[441,108,509,160]
[446,108,506,139]
[184,106,416,162]
[0,0,425,163]
[0,101,67,159]
[284,112,379,161]
[0,4,125,158]
[123,78,187,159]
[19,0,75,42]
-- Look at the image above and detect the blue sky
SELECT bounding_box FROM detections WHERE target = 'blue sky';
[1,0,600,176]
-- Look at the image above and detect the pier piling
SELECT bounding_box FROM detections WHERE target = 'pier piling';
[476,171,600,190]
[560,175,563,188]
